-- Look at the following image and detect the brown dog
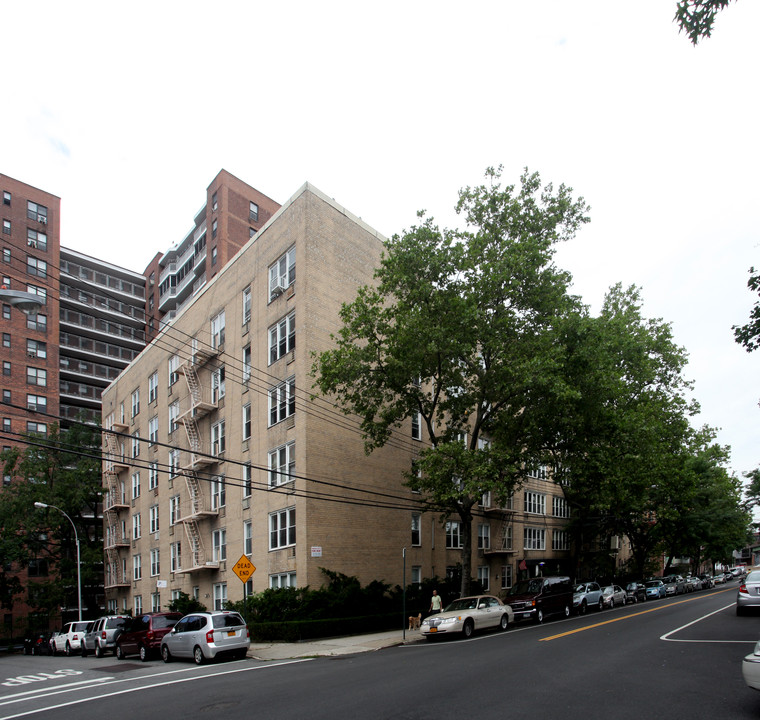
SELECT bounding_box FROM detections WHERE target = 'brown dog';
[408,613,421,630]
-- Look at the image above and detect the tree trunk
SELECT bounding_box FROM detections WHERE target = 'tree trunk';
[459,506,474,598]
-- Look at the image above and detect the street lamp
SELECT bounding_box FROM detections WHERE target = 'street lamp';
[34,502,82,622]
[0,286,44,315]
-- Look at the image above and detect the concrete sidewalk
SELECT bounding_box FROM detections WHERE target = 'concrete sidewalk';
[247,629,424,661]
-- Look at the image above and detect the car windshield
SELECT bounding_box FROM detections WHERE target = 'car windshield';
[106,618,128,629]
[445,598,480,612]
[507,579,544,596]
[574,585,589,593]
[746,571,760,583]
[211,613,245,629]
[645,581,661,588]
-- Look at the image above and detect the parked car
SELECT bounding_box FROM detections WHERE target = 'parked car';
[625,582,647,604]
[698,574,714,588]
[661,575,686,596]
[736,570,760,616]
[51,621,90,656]
[573,582,604,614]
[743,636,760,690]
[90,615,130,657]
[160,611,250,664]
[686,576,702,592]
[80,621,98,657]
[713,573,725,585]
[601,585,626,608]
[644,580,667,599]
[504,576,574,623]
[23,631,53,655]
[116,612,183,661]
[421,595,513,639]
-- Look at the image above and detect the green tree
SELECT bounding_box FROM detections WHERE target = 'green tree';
[314,166,589,597]
[167,591,207,615]
[733,267,760,352]
[0,422,102,622]
[675,0,736,44]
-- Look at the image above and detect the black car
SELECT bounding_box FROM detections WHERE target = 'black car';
[625,582,647,603]
[23,631,53,655]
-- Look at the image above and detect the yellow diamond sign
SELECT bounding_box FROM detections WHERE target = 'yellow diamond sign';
[232,555,256,583]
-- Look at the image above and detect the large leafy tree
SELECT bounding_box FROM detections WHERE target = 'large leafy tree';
[734,267,760,352]
[675,0,736,44]
[314,167,589,597]
[0,422,102,625]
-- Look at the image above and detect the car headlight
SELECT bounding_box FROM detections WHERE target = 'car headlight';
[441,616,459,625]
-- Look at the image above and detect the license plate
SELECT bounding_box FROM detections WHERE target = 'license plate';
[227,631,235,637]
[430,627,437,633]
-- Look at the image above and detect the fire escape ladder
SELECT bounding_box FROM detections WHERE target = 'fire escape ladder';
[182,519,205,568]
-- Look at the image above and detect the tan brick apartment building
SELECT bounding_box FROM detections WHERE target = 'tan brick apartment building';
[100,182,579,615]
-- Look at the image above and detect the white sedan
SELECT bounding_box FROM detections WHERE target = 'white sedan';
[420,595,513,639]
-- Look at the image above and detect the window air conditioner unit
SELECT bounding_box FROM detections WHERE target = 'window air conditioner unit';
[38,215,47,224]
[270,280,286,298]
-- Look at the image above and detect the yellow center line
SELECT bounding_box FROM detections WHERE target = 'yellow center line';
[539,588,734,641]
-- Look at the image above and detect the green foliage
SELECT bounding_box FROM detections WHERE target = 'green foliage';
[675,0,735,45]
[733,266,760,352]
[167,591,207,614]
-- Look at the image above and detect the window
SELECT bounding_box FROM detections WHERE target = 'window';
[169,401,179,433]
[148,372,158,403]
[148,416,158,444]
[411,566,422,588]
[211,476,226,509]
[27,201,47,223]
[478,566,490,591]
[213,583,227,611]
[478,523,491,550]
[2,220,10,234]
[249,202,258,222]
[211,192,218,212]
[169,448,180,476]
[131,432,140,458]
[26,257,46,278]
[268,376,295,426]
[243,464,252,498]
[210,310,225,348]
[211,246,217,265]
[552,530,569,551]
[2,333,9,348]
[242,287,251,324]
[212,529,226,562]
[26,313,46,332]
[212,220,218,239]
[2,192,9,205]
[149,462,159,490]
[170,541,181,572]
[27,421,46,435]
[131,389,140,418]
[3,390,11,404]
[553,496,569,518]
[1,248,8,263]
[26,339,46,358]
[242,403,251,441]
[242,344,251,382]
[26,283,46,300]
[149,505,159,534]
[27,394,46,412]
[269,507,296,550]
[268,312,295,363]
[150,549,160,577]
[169,495,181,525]
[132,472,141,499]
[151,592,161,612]
[524,527,546,551]
[168,355,180,386]
[211,365,225,402]
[244,520,253,555]
[269,246,296,298]
[446,521,463,549]
[211,420,226,456]
[524,491,546,515]
[268,441,295,487]
[2,418,9,432]
[134,595,143,615]
[501,564,513,590]
[2,361,9,375]
[411,412,422,440]
[133,555,142,581]
[411,513,421,546]
[270,572,297,589]
[526,465,547,481]
[26,229,47,251]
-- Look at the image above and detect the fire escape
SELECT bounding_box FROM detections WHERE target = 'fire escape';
[483,498,516,556]
[103,422,130,589]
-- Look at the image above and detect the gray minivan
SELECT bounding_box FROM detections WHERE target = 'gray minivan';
[505,576,574,623]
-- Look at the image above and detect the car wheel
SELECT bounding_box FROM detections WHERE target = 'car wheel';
[81,645,88,658]
[564,604,571,618]
[95,644,103,658]
[580,601,587,615]
[161,645,172,663]
[499,614,509,631]
[65,642,72,657]
[536,608,544,624]
[116,644,126,660]
[598,598,604,611]
[139,645,148,662]
[193,645,205,665]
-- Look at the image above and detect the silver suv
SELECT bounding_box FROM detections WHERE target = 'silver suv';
[161,611,249,665]
[91,615,130,657]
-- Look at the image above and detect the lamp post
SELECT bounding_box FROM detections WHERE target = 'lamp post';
[34,502,82,622]
[0,286,44,315]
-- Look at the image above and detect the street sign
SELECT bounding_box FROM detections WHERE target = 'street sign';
[232,555,256,583]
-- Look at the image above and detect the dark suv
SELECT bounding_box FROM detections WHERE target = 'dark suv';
[116,612,183,661]
[505,576,574,623]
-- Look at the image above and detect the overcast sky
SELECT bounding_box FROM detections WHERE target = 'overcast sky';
[3,1,758,484]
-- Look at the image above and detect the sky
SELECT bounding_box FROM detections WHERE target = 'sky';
[3,1,758,484]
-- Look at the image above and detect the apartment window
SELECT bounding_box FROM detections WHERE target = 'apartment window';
[169,495,181,525]
[244,520,253,555]
[170,541,181,572]
[2,220,10,234]
[2,418,9,432]
[478,566,490,591]
[242,344,251,382]
[268,376,295,426]
[210,310,225,348]
[212,220,218,239]
[553,496,569,518]
[242,403,251,441]
[411,412,422,440]
[2,305,9,320]
[411,513,421,546]
[149,505,159,534]
[478,523,491,550]
[148,416,158,445]
[243,464,252,498]
[132,472,141,499]
[268,441,295,487]
[524,527,546,551]
[501,565,513,590]
[269,507,296,550]
[27,394,46,412]
[269,247,295,298]
[26,313,46,332]
[2,192,9,205]
[446,521,463,549]
[148,372,158,403]
[1,248,8,263]
[270,572,297,589]
[26,339,46,359]
[2,333,9,348]
[526,465,547,481]
[268,312,295,364]
[169,400,179,433]
[133,555,142,581]
[211,420,226,456]
[131,432,140,458]
[150,549,160,577]
[149,462,159,490]
[26,283,46,300]
[169,448,180,476]
[131,388,140,418]
[211,192,218,212]
[26,229,47,251]
[132,513,142,540]
[249,202,258,222]
[212,529,226,562]
[524,491,546,515]
[2,361,9,375]
[151,592,161,612]
[26,257,47,278]
[242,287,251,324]
[211,476,226,510]
[411,566,422,588]
[213,582,227,611]
[211,365,225,402]
[552,529,569,551]
[168,355,180,386]
[2,390,11,404]
[249,227,256,238]
[27,422,46,435]
[27,201,47,223]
